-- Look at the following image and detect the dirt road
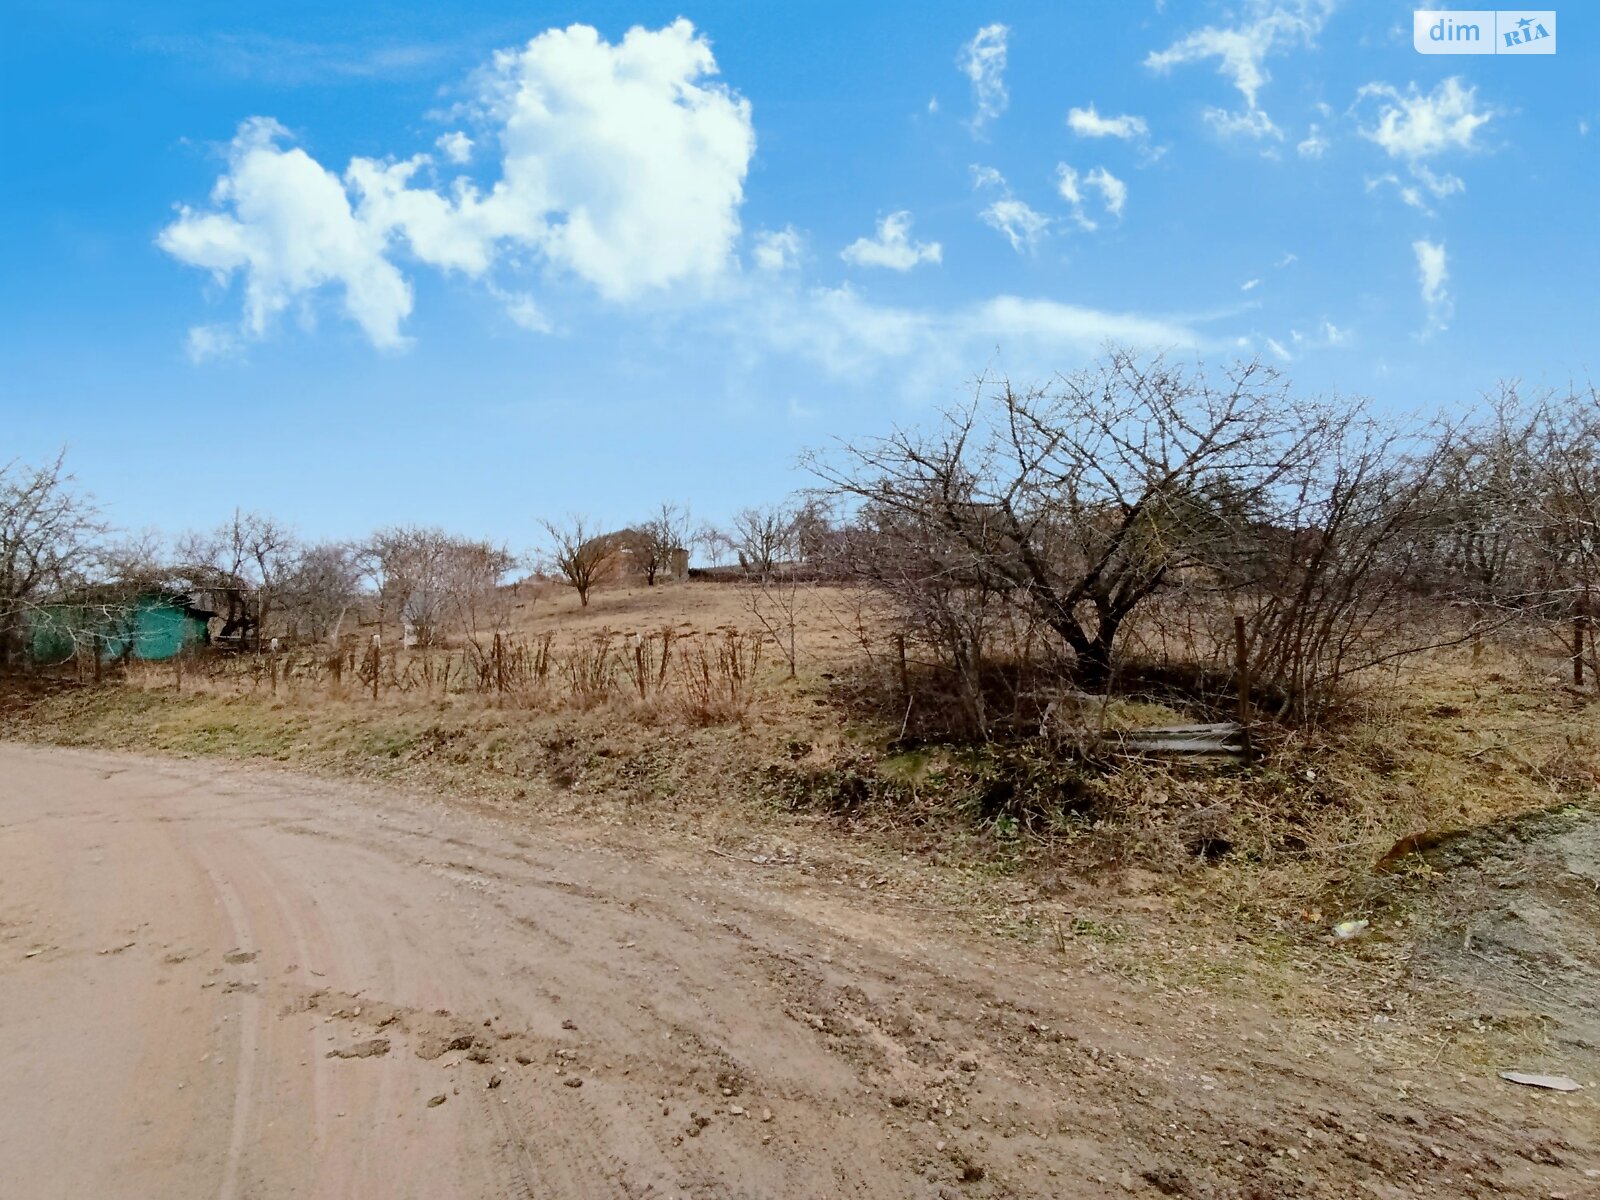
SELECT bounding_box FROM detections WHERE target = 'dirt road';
[0,744,1593,1198]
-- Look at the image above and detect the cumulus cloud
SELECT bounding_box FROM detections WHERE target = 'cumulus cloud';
[158,117,414,348]
[1145,1,1334,140]
[840,211,942,271]
[957,24,1009,133]
[981,198,1050,253]
[753,226,806,272]
[1413,239,1451,337]
[159,20,756,349]
[1066,104,1149,140]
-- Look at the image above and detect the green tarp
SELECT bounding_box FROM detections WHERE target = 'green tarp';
[29,596,208,663]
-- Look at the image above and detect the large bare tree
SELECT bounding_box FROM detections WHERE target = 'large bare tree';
[813,352,1336,688]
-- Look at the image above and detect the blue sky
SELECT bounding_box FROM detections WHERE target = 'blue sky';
[2,1,1595,551]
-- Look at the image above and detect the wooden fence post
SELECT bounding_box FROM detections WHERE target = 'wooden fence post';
[895,634,909,701]
[371,634,381,701]
[1235,615,1252,761]
[1576,618,1587,689]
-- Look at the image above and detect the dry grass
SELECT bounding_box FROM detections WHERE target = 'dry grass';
[502,579,875,670]
[10,584,1596,924]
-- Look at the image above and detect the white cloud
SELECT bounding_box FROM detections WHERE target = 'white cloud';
[1145,1,1334,140]
[1356,79,1489,211]
[1066,104,1150,140]
[970,164,1006,191]
[1289,320,1350,347]
[753,226,806,272]
[1206,107,1283,140]
[1084,167,1126,219]
[1265,337,1293,362]
[1055,165,1094,230]
[158,117,414,348]
[1413,239,1451,337]
[1056,164,1126,230]
[435,130,473,163]
[160,20,756,350]
[743,285,1207,384]
[840,212,941,271]
[185,323,244,363]
[1296,123,1328,158]
[1365,167,1459,213]
[1275,252,1297,268]
[1358,77,1493,162]
[981,198,1050,254]
[1241,278,1261,291]
[494,288,554,333]
[957,24,1009,133]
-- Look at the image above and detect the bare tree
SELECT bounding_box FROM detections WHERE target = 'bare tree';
[360,526,514,644]
[813,353,1335,688]
[640,502,691,586]
[1228,414,1462,719]
[541,515,616,607]
[177,510,299,647]
[440,540,519,658]
[0,452,105,665]
[281,542,363,644]
[740,572,807,681]
[724,505,796,580]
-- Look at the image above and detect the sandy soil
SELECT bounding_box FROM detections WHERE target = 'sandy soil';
[0,743,1594,1199]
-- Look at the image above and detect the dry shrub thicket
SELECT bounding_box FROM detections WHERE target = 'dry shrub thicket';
[812,352,1600,738]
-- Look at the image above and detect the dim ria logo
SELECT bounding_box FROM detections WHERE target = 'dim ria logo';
[1415,10,1556,54]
